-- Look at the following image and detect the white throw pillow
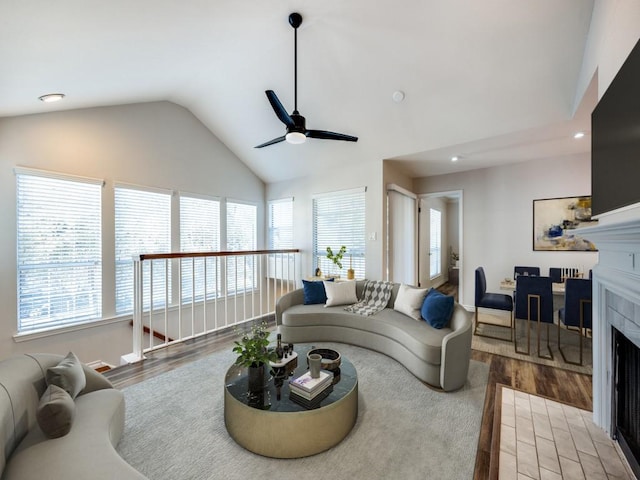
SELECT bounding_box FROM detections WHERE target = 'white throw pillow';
[394,284,429,320]
[324,280,358,307]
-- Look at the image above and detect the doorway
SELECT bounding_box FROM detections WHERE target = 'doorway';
[418,191,463,301]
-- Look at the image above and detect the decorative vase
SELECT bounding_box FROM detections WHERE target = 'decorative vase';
[247,363,265,392]
[347,268,355,280]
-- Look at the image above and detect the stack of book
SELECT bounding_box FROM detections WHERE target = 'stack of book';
[289,371,333,402]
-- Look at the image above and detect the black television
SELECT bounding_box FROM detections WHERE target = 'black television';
[591,37,640,217]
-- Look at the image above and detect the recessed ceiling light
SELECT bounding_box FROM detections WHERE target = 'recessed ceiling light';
[392,91,405,103]
[38,93,65,103]
[573,132,585,139]
[451,156,459,162]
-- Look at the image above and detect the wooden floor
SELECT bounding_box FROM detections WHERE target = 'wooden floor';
[471,350,593,480]
[105,320,593,480]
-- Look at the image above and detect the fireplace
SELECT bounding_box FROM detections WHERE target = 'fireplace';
[579,217,640,478]
[614,328,640,477]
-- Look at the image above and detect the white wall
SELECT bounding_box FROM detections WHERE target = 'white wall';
[413,153,598,308]
[266,159,384,282]
[0,101,265,365]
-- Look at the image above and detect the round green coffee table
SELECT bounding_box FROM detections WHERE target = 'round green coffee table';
[224,344,358,458]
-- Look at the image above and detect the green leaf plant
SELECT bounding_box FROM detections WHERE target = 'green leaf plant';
[232,322,277,368]
[326,245,347,269]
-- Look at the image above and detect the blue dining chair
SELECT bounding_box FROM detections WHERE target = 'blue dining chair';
[514,266,540,279]
[514,275,554,358]
[557,278,592,366]
[549,267,579,283]
[474,267,513,341]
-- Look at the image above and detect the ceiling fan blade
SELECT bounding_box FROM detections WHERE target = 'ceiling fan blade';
[255,135,286,148]
[306,130,358,142]
[265,90,294,128]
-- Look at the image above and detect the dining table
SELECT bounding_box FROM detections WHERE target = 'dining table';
[500,279,566,311]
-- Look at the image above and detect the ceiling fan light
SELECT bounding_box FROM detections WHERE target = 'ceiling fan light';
[286,131,306,144]
[38,93,65,103]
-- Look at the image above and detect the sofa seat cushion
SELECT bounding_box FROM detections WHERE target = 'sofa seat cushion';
[3,389,146,480]
[282,305,452,365]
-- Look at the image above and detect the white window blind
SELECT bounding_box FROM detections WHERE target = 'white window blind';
[180,195,220,301]
[226,201,257,294]
[429,208,442,278]
[313,188,366,279]
[115,186,171,314]
[268,198,293,249]
[16,171,102,332]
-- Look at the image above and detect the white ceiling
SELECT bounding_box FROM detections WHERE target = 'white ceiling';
[0,1,596,184]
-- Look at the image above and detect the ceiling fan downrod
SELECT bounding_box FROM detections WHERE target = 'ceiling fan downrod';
[289,12,302,114]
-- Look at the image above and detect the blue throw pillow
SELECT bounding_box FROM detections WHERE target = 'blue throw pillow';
[421,288,454,329]
[302,279,333,305]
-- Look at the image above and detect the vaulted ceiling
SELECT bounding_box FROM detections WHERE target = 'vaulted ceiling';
[0,1,595,183]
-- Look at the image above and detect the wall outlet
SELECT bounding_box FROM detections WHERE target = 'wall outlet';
[368,232,377,241]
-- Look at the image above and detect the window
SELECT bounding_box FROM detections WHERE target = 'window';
[313,187,366,279]
[16,170,102,332]
[180,195,220,301]
[226,201,257,294]
[115,186,171,314]
[268,198,293,249]
[429,208,442,278]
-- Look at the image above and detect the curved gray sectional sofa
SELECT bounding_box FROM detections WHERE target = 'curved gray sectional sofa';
[0,353,146,480]
[276,281,473,392]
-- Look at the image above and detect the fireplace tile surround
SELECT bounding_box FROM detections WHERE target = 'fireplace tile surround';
[579,213,640,478]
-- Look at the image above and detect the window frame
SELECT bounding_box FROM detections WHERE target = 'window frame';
[267,197,294,250]
[114,184,172,315]
[226,199,258,295]
[312,187,366,279]
[179,193,221,302]
[15,168,103,333]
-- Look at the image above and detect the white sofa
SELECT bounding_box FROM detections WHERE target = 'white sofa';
[276,281,473,392]
[0,353,147,480]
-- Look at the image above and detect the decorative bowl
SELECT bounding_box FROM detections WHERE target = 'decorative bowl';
[307,348,341,371]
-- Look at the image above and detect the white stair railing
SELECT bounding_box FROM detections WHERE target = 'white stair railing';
[130,249,299,361]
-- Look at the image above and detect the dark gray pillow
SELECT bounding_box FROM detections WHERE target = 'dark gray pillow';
[37,384,75,438]
[46,351,86,399]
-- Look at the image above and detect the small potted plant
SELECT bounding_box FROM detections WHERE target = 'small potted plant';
[232,322,277,391]
[326,245,347,278]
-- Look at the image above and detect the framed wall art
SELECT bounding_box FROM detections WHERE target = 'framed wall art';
[532,196,598,251]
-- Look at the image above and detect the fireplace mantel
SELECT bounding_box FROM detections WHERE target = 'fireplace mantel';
[578,219,640,438]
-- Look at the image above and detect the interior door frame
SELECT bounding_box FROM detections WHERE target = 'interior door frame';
[418,190,464,302]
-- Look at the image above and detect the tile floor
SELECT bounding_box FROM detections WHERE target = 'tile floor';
[498,386,636,480]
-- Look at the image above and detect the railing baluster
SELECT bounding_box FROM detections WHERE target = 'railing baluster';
[224,256,229,327]
[177,259,182,342]
[191,257,195,337]
[258,254,262,320]
[215,257,219,330]
[164,259,169,346]
[203,257,208,332]
[132,258,144,361]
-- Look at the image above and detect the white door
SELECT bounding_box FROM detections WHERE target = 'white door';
[387,185,417,285]
[418,192,462,296]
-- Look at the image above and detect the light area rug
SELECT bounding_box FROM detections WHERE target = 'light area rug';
[117,343,489,480]
[472,312,592,375]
